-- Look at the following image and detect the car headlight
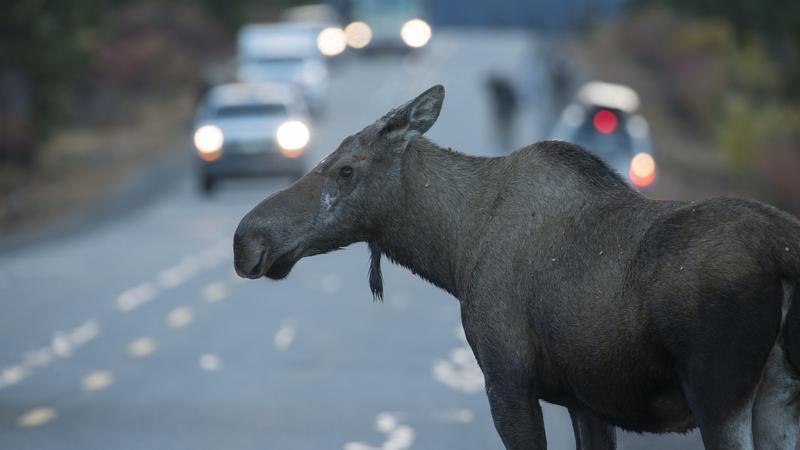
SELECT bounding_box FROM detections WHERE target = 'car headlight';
[317,27,347,56]
[400,19,432,48]
[629,152,656,188]
[193,125,224,161]
[276,120,310,157]
[345,21,372,49]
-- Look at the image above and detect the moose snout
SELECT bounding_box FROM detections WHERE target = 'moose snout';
[233,229,269,279]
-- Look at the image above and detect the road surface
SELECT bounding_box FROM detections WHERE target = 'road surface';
[0,30,704,449]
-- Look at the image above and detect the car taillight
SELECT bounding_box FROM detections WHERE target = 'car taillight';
[593,110,618,134]
[629,152,656,188]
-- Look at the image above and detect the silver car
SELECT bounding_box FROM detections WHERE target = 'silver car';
[236,22,329,116]
[192,82,311,193]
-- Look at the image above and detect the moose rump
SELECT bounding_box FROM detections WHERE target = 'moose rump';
[631,199,800,446]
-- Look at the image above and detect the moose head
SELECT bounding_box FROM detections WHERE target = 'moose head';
[233,85,445,298]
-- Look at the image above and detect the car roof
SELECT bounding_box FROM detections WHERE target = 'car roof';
[280,4,340,25]
[237,22,320,59]
[205,82,297,108]
[576,81,640,113]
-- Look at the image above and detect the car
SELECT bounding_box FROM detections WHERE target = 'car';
[551,81,656,190]
[192,82,311,193]
[345,0,432,51]
[236,22,329,116]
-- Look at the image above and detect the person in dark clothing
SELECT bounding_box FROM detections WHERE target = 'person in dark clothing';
[485,73,518,151]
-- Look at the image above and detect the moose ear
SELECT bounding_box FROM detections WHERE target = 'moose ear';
[380,85,444,142]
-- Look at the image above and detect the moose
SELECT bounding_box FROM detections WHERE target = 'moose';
[234,85,800,449]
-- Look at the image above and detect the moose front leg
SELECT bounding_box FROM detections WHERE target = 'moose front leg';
[462,323,546,447]
[569,408,617,450]
[484,376,547,449]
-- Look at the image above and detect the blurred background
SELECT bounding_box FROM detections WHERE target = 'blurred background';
[1,1,798,449]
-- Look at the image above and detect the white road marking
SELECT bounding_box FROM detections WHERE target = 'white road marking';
[156,257,200,290]
[116,282,158,312]
[2,241,227,391]
[122,239,231,310]
[375,412,398,433]
[17,407,57,427]
[166,306,193,328]
[81,371,113,391]
[274,323,296,351]
[344,412,415,450]
[202,281,227,303]
[386,292,410,311]
[198,354,222,371]
[321,273,342,294]
[432,327,485,394]
[440,408,475,423]
[128,337,157,358]
[0,320,100,390]
[0,366,25,387]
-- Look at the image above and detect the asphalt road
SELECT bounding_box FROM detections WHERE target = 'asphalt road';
[0,30,705,450]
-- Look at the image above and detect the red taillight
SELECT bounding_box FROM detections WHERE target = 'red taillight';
[593,110,618,134]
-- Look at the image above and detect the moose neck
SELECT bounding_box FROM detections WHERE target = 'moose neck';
[374,138,493,299]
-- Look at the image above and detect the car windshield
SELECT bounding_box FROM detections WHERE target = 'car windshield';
[247,58,305,82]
[352,0,418,16]
[214,103,287,119]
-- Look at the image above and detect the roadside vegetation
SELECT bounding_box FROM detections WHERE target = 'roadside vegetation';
[0,1,304,233]
[590,0,800,211]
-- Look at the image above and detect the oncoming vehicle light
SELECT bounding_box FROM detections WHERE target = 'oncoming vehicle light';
[629,152,656,188]
[400,19,432,48]
[193,125,224,161]
[317,27,347,56]
[276,120,310,157]
[344,21,372,49]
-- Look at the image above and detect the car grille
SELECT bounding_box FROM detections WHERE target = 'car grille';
[223,140,277,154]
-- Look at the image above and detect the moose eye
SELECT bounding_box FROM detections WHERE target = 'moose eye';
[339,166,353,179]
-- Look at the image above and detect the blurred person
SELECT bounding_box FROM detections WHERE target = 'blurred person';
[485,73,518,151]
[0,69,34,168]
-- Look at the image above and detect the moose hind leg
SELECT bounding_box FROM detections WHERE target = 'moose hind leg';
[753,342,800,449]
[685,390,755,450]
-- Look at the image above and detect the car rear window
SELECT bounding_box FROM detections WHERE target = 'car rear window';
[214,104,287,119]
[574,108,633,157]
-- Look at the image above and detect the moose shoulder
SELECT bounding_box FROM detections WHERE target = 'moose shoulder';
[234,85,800,450]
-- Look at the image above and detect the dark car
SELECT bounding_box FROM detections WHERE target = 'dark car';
[551,81,656,190]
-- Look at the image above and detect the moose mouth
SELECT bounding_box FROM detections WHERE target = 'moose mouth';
[242,245,300,280]
[263,251,298,280]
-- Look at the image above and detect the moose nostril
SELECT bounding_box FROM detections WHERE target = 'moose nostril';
[248,250,267,278]
[233,228,269,278]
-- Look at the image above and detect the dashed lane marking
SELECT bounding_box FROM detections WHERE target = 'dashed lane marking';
[17,407,57,427]
[0,320,100,391]
[344,412,415,450]
[320,273,342,294]
[118,239,230,313]
[440,408,475,424]
[198,354,222,371]
[201,281,227,303]
[116,282,158,312]
[127,337,157,358]
[166,306,193,329]
[273,323,296,351]
[81,371,113,392]
[431,327,485,394]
